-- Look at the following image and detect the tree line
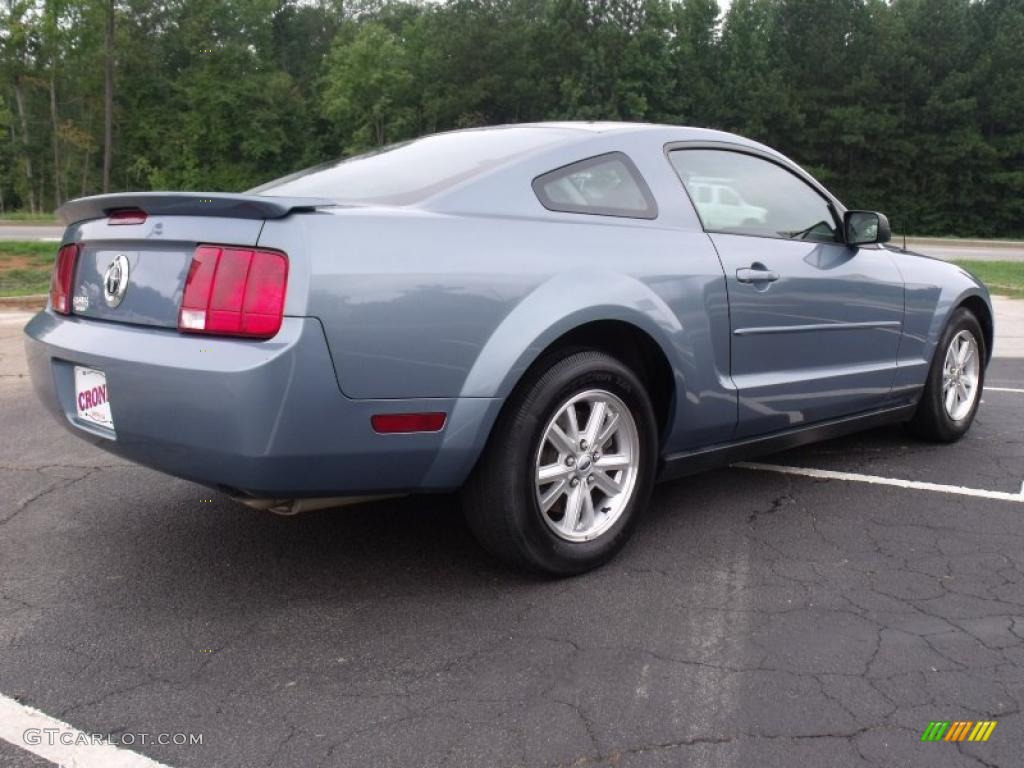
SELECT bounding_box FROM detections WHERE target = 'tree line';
[2,0,1022,237]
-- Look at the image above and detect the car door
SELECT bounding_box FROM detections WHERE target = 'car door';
[668,147,904,437]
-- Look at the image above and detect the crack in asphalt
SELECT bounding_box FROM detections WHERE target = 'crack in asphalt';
[747,492,795,524]
[548,726,880,767]
[0,470,96,526]
[263,725,298,768]
[0,463,138,526]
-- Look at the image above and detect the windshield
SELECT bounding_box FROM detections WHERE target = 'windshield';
[250,126,578,205]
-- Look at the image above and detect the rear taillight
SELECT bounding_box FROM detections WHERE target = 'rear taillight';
[108,208,147,225]
[178,245,288,339]
[50,243,79,315]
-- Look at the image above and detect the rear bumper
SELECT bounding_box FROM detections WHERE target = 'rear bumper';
[24,311,500,496]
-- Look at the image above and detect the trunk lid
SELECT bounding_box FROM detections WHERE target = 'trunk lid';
[60,192,329,329]
[69,215,261,328]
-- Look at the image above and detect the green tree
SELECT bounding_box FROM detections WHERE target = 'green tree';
[716,0,792,143]
[666,0,719,124]
[0,0,1021,237]
[321,21,416,150]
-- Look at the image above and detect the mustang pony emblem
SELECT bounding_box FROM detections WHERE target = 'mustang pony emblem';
[103,254,130,308]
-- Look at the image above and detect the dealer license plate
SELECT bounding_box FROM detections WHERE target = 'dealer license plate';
[74,366,115,430]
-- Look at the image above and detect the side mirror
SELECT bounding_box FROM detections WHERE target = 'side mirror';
[844,210,891,245]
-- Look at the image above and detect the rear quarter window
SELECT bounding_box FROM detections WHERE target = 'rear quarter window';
[532,152,658,219]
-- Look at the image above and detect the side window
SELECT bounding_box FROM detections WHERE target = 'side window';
[670,149,838,242]
[533,152,658,219]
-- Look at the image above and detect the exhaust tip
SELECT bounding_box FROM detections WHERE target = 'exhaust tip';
[231,495,405,516]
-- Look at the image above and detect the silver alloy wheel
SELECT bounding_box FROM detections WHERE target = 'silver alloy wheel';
[942,329,981,421]
[534,389,640,542]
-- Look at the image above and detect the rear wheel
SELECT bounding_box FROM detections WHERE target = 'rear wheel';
[907,308,986,442]
[462,351,657,575]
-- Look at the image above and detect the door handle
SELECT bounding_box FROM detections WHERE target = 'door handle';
[736,265,780,284]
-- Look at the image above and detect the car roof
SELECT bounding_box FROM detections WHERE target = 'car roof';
[512,121,650,133]
[446,121,770,154]
[468,120,749,141]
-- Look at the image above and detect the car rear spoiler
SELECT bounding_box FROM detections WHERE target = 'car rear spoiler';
[56,192,337,226]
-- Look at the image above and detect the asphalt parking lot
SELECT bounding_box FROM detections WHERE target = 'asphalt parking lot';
[1,309,1022,768]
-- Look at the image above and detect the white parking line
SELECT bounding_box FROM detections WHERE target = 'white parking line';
[986,387,1024,393]
[0,692,173,768]
[733,462,1024,503]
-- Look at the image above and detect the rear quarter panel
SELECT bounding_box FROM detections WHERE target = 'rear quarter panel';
[258,208,736,453]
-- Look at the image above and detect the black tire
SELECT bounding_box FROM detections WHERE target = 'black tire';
[907,307,986,442]
[462,351,658,576]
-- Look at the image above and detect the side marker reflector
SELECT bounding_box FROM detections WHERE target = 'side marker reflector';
[371,413,447,434]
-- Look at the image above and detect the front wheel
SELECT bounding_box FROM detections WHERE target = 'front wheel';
[907,307,986,442]
[462,351,658,576]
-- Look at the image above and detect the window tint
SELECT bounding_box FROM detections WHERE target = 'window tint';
[670,149,838,242]
[533,152,657,219]
[250,127,577,205]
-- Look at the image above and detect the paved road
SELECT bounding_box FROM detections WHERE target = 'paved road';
[0,225,62,241]
[1,223,1023,262]
[993,297,1024,357]
[0,309,1022,767]
[902,239,1024,263]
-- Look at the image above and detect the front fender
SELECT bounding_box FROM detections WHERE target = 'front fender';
[890,252,995,396]
[930,284,993,360]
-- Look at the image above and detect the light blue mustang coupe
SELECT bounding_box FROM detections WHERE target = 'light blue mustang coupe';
[25,122,992,574]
